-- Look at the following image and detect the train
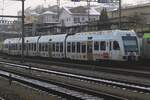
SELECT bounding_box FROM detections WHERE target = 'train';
[141,33,150,59]
[1,30,140,61]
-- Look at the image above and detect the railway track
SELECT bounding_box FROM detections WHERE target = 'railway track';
[0,61,150,99]
[0,61,126,100]
[1,54,150,80]
[0,53,150,71]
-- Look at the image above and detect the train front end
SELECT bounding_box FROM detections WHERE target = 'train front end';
[121,32,140,61]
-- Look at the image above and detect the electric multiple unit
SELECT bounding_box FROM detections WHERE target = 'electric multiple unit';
[2,30,140,61]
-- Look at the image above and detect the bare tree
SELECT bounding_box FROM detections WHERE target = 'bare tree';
[128,12,146,31]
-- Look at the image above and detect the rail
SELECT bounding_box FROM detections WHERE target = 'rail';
[0,61,150,95]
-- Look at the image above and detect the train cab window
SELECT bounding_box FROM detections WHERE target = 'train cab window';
[52,43,55,52]
[113,41,120,50]
[77,42,80,53]
[56,42,59,52]
[82,44,86,53]
[72,42,75,53]
[67,42,71,52]
[60,43,63,52]
[94,41,99,51]
[100,41,106,50]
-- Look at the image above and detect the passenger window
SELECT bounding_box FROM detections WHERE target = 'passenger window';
[41,43,45,51]
[113,41,120,50]
[67,42,71,52]
[110,42,112,51]
[100,41,106,50]
[32,43,34,51]
[72,42,75,53]
[39,43,41,51]
[52,43,55,52]
[94,41,99,51]
[82,44,86,53]
[60,43,63,52]
[34,44,36,51]
[29,44,30,50]
[56,43,59,52]
[45,44,47,51]
[87,43,92,53]
[20,44,21,50]
[77,42,80,53]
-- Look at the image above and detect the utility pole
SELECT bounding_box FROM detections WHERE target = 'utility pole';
[21,0,25,62]
[87,0,90,22]
[87,0,90,31]
[57,0,60,21]
[119,0,121,29]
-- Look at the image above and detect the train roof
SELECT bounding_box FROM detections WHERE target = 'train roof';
[74,30,136,36]
[4,38,20,44]
[39,34,67,43]
[24,36,40,43]
[143,33,150,39]
[67,30,136,41]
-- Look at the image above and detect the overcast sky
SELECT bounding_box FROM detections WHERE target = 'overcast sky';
[0,0,148,17]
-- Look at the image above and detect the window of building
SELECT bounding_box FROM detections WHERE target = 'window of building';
[100,41,106,50]
[113,41,120,50]
[94,41,99,51]
[74,17,80,23]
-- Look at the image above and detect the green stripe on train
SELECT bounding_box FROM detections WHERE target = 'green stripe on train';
[143,33,150,39]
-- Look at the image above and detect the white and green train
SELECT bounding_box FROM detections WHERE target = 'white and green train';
[141,33,150,59]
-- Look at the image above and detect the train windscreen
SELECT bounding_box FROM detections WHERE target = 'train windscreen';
[122,36,138,53]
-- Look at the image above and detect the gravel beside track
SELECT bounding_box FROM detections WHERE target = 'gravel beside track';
[0,76,60,100]
[0,61,150,100]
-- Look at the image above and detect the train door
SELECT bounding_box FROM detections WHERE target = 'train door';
[48,42,52,57]
[111,41,121,60]
[87,41,93,60]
